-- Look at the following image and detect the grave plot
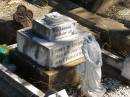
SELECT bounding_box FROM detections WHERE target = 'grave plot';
[8,12,86,97]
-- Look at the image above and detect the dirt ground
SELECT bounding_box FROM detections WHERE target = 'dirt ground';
[0,0,53,20]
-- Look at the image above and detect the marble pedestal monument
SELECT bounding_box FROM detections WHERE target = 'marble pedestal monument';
[17,12,84,68]
[16,12,84,90]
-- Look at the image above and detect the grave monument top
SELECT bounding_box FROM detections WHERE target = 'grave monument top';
[33,12,77,41]
[44,12,76,26]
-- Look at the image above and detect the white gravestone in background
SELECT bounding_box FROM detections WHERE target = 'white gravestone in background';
[77,33,106,97]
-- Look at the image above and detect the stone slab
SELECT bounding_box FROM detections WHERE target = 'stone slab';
[17,27,84,67]
[33,12,77,41]
[68,7,127,31]
[102,49,123,70]
[0,77,25,97]
[101,30,130,57]
[0,63,45,97]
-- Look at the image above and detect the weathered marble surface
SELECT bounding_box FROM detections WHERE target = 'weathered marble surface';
[17,27,84,67]
[33,12,77,41]
[77,33,106,97]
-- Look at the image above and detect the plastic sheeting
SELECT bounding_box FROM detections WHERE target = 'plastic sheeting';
[76,33,106,97]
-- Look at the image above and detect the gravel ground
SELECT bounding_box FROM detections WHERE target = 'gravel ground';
[103,77,130,97]
[67,76,130,97]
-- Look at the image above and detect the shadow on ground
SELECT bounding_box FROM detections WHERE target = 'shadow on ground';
[0,19,23,45]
